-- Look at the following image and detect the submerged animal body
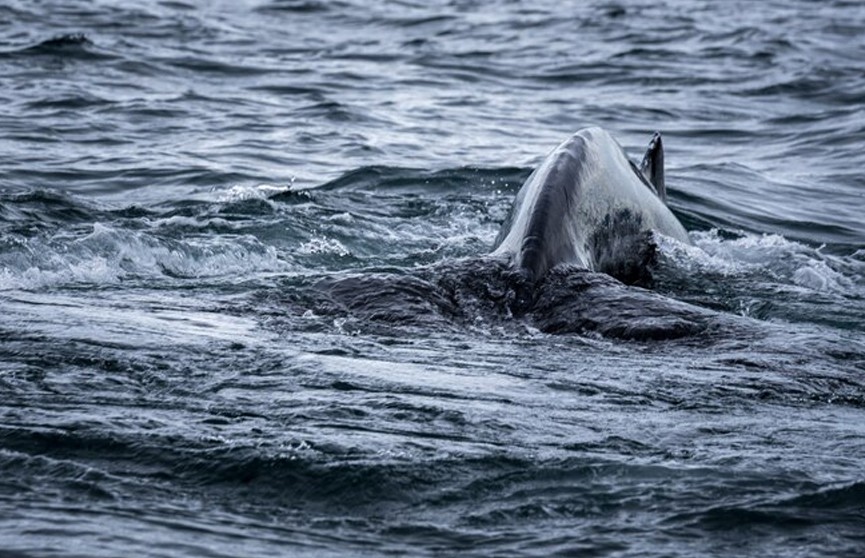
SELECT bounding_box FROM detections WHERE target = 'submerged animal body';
[492,127,690,284]
[309,127,711,340]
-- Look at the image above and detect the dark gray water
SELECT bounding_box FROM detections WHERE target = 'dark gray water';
[2,1,865,556]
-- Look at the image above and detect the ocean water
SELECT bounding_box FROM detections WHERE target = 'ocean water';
[2,1,865,556]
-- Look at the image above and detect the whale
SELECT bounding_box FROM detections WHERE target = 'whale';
[306,129,734,339]
[491,127,690,285]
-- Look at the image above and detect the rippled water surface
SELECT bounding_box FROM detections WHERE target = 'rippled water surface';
[2,1,865,556]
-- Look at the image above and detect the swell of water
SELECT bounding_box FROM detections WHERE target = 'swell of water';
[2,1,865,557]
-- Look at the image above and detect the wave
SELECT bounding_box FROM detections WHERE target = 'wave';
[0,188,292,290]
[5,413,860,554]
[4,169,864,338]
[0,224,287,291]
[289,165,530,195]
[653,229,865,332]
[0,33,116,62]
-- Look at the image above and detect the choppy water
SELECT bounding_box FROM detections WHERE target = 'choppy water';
[2,1,865,556]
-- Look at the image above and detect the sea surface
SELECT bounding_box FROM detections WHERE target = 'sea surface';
[2,1,864,556]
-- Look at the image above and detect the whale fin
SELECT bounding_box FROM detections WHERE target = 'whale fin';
[640,132,666,203]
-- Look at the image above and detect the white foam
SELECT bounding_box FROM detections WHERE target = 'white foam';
[298,236,351,257]
[656,232,749,277]
[151,215,235,231]
[660,229,861,296]
[215,183,293,203]
[0,223,289,291]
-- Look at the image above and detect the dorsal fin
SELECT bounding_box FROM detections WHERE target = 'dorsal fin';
[640,132,666,203]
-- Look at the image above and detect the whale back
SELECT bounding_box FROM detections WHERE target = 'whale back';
[492,127,690,283]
